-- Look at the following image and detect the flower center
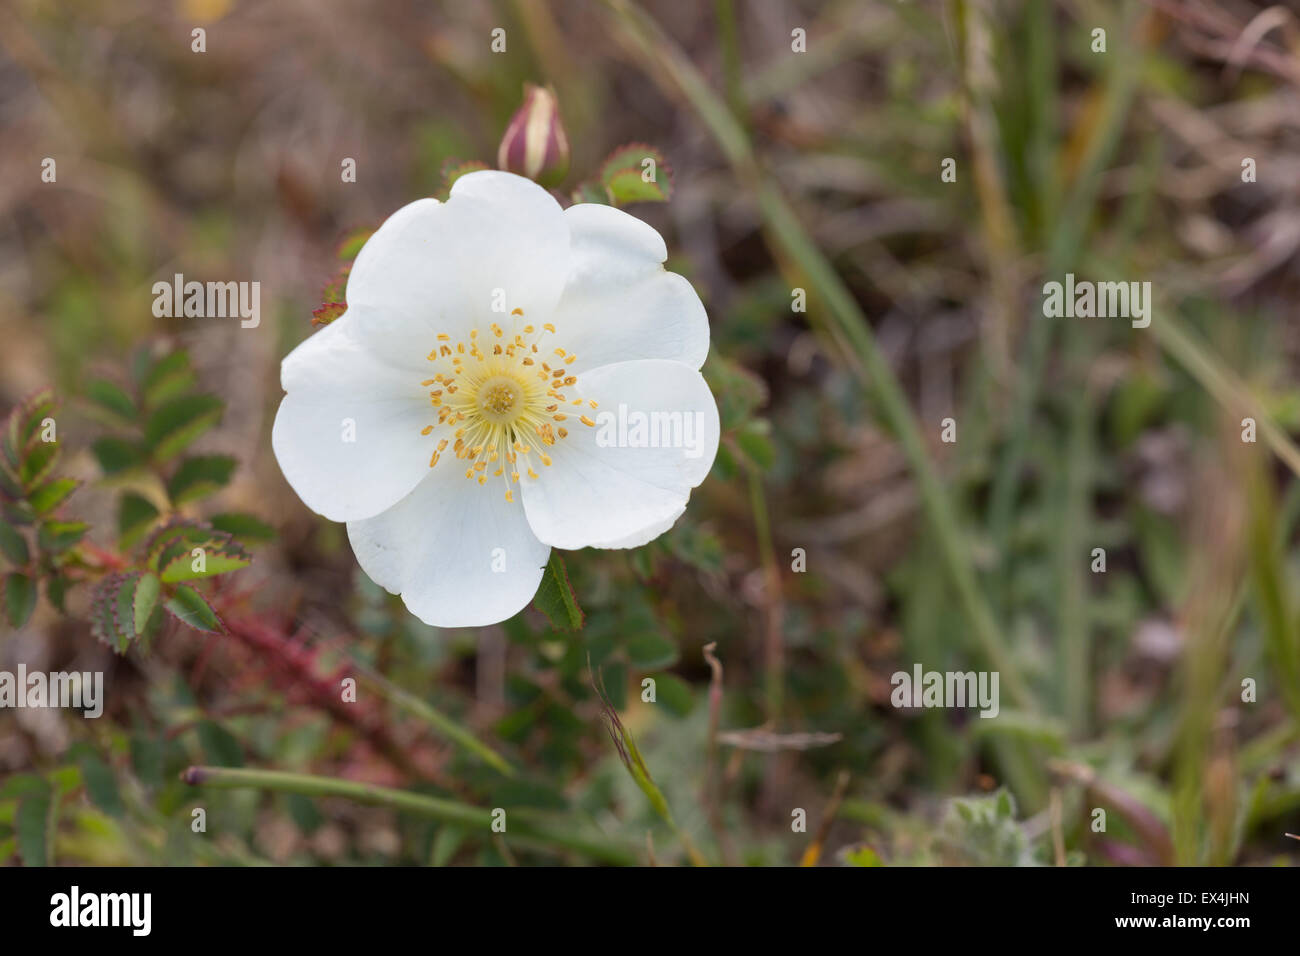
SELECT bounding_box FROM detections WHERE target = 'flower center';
[417,312,597,503]
[478,376,522,422]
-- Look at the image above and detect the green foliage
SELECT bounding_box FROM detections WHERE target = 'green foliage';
[532,552,584,631]
[938,790,1037,866]
[0,349,261,652]
[163,584,221,633]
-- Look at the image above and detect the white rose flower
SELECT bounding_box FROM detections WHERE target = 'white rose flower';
[272,171,719,627]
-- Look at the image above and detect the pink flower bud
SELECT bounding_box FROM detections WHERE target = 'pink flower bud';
[497,84,570,188]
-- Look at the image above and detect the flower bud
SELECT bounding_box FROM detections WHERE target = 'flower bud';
[497,84,570,188]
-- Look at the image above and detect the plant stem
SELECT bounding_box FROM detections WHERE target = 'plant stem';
[747,468,784,723]
[181,765,638,865]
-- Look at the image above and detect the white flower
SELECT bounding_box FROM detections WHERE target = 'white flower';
[272,171,718,627]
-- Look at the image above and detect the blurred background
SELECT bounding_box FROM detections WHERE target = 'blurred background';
[1,0,1299,866]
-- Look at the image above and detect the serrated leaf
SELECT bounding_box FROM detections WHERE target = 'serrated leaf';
[209,512,275,544]
[311,302,346,326]
[132,572,160,635]
[603,167,670,205]
[167,454,236,505]
[18,439,59,490]
[37,520,87,554]
[532,552,584,631]
[144,519,214,568]
[140,351,196,409]
[320,266,350,304]
[91,436,146,476]
[16,789,52,866]
[89,573,136,653]
[159,542,251,583]
[164,584,221,633]
[4,573,36,629]
[598,143,672,204]
[336,227,375,262]
[118,493,160,550]
[440,159,488,198]
[9,387,56,453]
[84,379,137,425]
[144,394,223,462]
[0,519,28,566]
[27,477,78,515]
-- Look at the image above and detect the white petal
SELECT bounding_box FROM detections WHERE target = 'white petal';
[520,360,719,550]
[343,172,570,369]
[272,314,431,522]
[347,467,551,628]
[550,203,709,373]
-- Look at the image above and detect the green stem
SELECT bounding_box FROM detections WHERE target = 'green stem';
[355,665,515,777]
[182,765,638,865]
[747,468,783,722]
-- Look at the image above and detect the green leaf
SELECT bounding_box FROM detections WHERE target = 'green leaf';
[626,632,679,670]
[159,541,250,583]
[45,575,69,613]
[0,519,29,565]
[144,394,223,462]
[602,167,671,205]
[27,477,78,515]
[18,439,59,490]
[312,302,346,325]
[598,142,673,203]
[9,387,56,453]
[651,673,694,716]
[79,755,124,817]
[209,512,275,545]
[145,519,215,567]
[140,351,197,409]
[118,493,159,550]
[84,379,138,425]
[37,520,87,554]
[164,584,222,633]
[4,573,36,629]
[336,227,376,261]
[89,573,137,653]
[167,454,236,505]
[132,572,161,635]
[532,552,584,631]
[91,436,146,475]
[16,789,52,866]
[439,159,488,199]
